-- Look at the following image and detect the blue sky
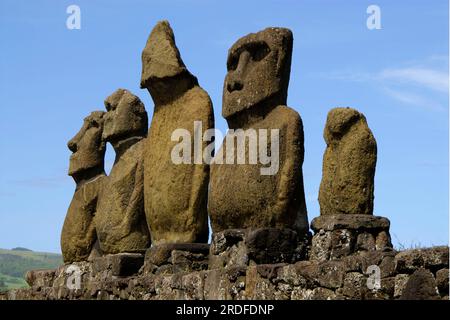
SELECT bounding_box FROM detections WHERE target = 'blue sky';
[0,0,448,253]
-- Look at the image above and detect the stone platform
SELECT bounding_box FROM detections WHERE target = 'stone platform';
[310,214,393,261]
[3,245,448,300]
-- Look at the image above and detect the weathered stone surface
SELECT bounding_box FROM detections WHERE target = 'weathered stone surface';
[400,268,439,300]
[92,253,144,277]
[311,214,390,232]
[295,260,345,289]
[342,272,367,299]
[96,89,150,254]
[319,107,377,216]
[209,27,308,236]
[395,246,449,273]
[61,111,107,263]
[146,243,210,266]
[245,266,276,299]
[310,230,332,261]
[375,231,392,251]
[144,243,210,274]
[394,273,409,298]
[5,245,449,300]
[209,228,307,269]
[435,269,449,296]
[141,21,213,245]
[356,232,376,252]
[329,229,355,259]
[25,269,56,288]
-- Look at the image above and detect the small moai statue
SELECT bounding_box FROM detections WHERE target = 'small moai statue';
[319,107,377,216]
[61,111,107,263]
[95,89,151,254]
[141,21,214,248]
[311,107,392,261]
[208,27,309,268]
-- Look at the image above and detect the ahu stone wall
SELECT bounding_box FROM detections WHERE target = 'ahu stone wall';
[3,245,448,300]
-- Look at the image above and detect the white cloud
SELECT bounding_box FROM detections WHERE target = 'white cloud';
[317,56,448,112]
[378,67,448,93]
[382,87,445,112]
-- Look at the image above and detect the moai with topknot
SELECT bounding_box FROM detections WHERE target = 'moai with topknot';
[140,21,214,272]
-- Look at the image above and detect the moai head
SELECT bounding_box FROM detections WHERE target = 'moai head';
[223,27,293,120]
[140,20,198,103]
[102,89,148,143]
[68,111,106,179]
[324,107,364,144]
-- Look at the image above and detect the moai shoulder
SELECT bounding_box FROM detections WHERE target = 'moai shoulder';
[209,27,308,237]
[61,111,107,263]
[141,21,214,246]
[319,107,377,216]
[95,89,150,254]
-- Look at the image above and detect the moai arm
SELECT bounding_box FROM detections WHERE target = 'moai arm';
[119,150,146,234]
[181,95,213,242]
[337,124,377,215]
[273,107,306,230]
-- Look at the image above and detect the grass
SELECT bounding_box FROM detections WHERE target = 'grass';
[0,248,62,292]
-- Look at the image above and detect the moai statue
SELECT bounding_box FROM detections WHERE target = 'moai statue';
[208,27,309,267]
[95,89,151,254]
[141,21,214,246]
[311,107,391,261]
[61,111,107,263]
[319,107,377,216]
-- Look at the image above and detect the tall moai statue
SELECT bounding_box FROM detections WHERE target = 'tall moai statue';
[61,111,107,263]
[95,89,151,254]
[209,27,308,234]
[208,28,309,267]
[311,107,392,261]
[319,107,377,216]
[141,21,214,245]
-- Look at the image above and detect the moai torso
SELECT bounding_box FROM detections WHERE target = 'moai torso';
[208,27,308,235]
[96,139,149,253]
[61,111,106,263]
[141,21,213,245]
[318,107,377,215]
[95,89,150,253]
[61,175,105,262]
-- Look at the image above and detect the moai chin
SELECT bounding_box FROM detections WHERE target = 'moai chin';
[141,21,214,245]
[209,27,309,239]
[311,107,392,261]
[95,89,151,254]
[319,107,377,216]
[61,111,107,263]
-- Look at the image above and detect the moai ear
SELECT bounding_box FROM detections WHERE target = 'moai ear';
[275,29,293,78]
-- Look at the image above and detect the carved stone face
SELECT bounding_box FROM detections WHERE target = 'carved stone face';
[102,89,148,143]
[68,111,106,177]
[222,28,293,119]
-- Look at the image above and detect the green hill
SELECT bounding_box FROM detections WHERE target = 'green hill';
[0,248,62,292]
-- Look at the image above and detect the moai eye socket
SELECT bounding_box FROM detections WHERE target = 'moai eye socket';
[227,53,239,71]
[89,119,99,128]
[247,41,270,62]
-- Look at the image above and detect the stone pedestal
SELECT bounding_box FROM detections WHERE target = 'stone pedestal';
[209,228,310,270]
[92,253,145,277]
[143,243,210,275]
[310,214,393,261]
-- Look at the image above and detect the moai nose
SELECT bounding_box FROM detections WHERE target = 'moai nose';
[227,50,251,93]
[227,78,243,92]
[67,139,78,152]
